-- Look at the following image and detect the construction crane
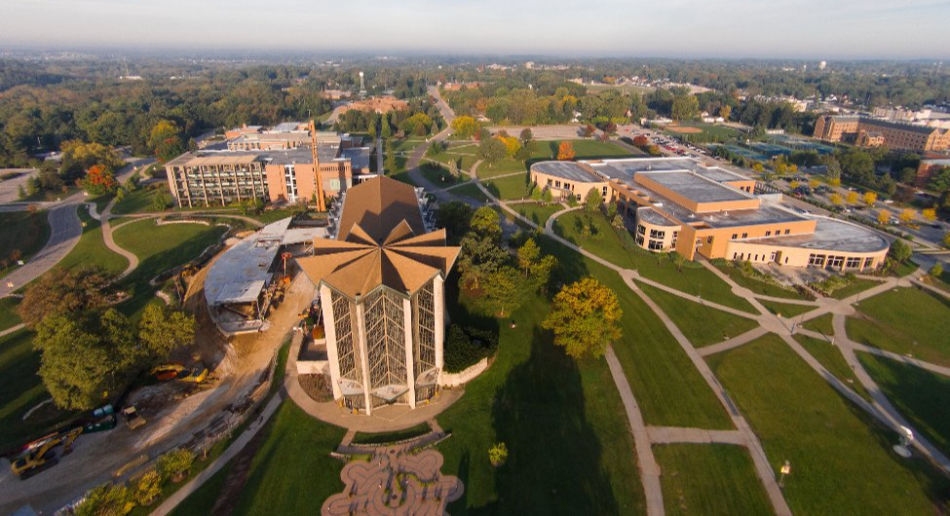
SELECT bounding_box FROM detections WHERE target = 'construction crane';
[309,120,326,212]
[10,427,82,479]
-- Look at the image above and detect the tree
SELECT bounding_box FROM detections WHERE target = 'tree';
[18,266,113,327]
[541,277,622,359]
[923,208,937,222]
[945,232,950,249]
[930,262,944,278]
[825,157,842,186]
[899,209,915,224]
[517,238,540,277]
[148,120,185,163]
[863,191,878,207]
[134,470,162,506]
[839,149,875,184]
[400,112,434,136]
[488,442,508,467]
[138,304,196,365]
[157,448,195,483]
[584,189,603,213]
[470,206,502,240]
[450,116,479,139]
[436,201,474,244]
[74,482,131,516]
[556,141,575,160]
[889,238,912,263]
[830,193,843,206]
[670,251,686,272]
[151,191,171,211]
[483,266,528,317]
[719,105,732,120]
[458,213,507,291]
[80,164,119,196]
[846,191,859,204]
[477,137,507,166]
[877,209,891,225]
[927,167,950,193]
[519,128,533,145]
[499,135,521,158]
[752,162,764,174]
[34,315,115,410]
[671,94,699,121]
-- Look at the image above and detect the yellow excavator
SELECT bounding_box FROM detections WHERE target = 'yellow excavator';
[151,363,209,383]
[10,427,82,479]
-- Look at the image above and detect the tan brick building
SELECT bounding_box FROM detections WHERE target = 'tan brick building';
[530,157,889,271]
[813,115,950,152]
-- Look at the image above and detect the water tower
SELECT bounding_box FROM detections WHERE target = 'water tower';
[359,71,366,98]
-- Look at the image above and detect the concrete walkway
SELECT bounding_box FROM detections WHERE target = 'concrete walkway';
[605,346,663,516]
[0,322,25,338]
[646,426,745,445]
[100,197,139,279]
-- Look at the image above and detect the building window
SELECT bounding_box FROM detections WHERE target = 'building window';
[602,186,608,197]
[828,256,844,269]
[733,252,737,259]
[635,235,644,246]
[765,231,772,237]
[648,239,664,250]
[785,229,790,235]
[732,233,738,239]
[770,252,777,261]
[650,229,665,239]
[808,254,826,267]
[706,236,713,244]
[742,233,748,238]
[547,178,552,186]
[637,224,646,235]
[555,181,561,188]
[846,257,861,269]
[864,257,874,269]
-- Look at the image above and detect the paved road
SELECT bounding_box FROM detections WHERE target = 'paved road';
[0,201,82,297]
[0,168,38,204]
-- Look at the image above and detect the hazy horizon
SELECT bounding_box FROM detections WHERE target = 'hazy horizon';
[1,0,949,60]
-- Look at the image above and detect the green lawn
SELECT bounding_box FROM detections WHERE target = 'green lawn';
[420,162,463,187]
[113,220,227,318]
[794,334,870,400]
[711,260,804,299]
[0,210,51,278]
[654,444,773,516]
[638,283,760,348]
[539,237,733,429]
[552,210,756,313]
[451,182,488,203]
[830,277,884,299]
[0,297,21,331]
[223,401,346,514]
[477,158,526,179]
[112,187,163,215]
[707,334,949,515]
[759,299,814,318]
[665,122,742,143]
[859,353,950,457]
[847,287,950,366]
[802,313,833,336]
[169,460,232,516]
[0,329,78,452]
[512,202,562,228]
[566,139,635,160]
[484,173,532,200]
[438,286,645,514]
[56,206,128,276]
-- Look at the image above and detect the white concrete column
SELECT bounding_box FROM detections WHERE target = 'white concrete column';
[319,285,342,400]
[354,300,373,415]
[434,275,445,371]
[402,296,417,409]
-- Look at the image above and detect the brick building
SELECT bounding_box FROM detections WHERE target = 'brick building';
[813,115,950,152]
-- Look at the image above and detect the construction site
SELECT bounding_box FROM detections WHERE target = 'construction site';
[0,217,322,515]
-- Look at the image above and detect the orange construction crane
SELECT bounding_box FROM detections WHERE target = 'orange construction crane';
[309,120,326,212]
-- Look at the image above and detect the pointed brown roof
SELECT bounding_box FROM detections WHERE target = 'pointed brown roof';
[336,175,426,243]
[297,177,459,298]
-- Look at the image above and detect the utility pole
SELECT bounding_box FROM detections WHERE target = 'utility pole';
[309,120,326,212]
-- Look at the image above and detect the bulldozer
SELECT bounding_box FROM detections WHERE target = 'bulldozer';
[10,427,82,479]
[151,363,209,383]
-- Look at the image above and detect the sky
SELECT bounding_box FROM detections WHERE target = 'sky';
[1,0,949,59]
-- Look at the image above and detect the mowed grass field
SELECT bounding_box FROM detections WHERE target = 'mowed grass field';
[847,287,950,366]
[56,206,128,276]
[0,210,51,278]
[512,202,562,227]
[859,353,950,457]
[707,333,950,514]
[654,444,773,516]
[638,282,760,348]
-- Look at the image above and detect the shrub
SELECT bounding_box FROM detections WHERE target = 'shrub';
[157,448,195,483]
[443,324,498,373]
[74,483,132,516]
[488,442,508,467]
[930,262,944,278]
[134,470,162,506]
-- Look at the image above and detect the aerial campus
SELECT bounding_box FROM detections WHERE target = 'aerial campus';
[2,5,950,516]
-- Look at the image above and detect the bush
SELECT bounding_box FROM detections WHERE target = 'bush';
[157,448,195,483]
[443,324,498,373]
[74,483,132,516]
[488,442,508,467]
[930,262,943,278]
[134,470,162,506]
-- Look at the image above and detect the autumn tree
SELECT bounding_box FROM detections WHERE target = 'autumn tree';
[74,482,131,516]
[542,277,622,359]
[517,238,540,276]
[450,116,479,139]
[863,191,878,207]
[930,262,944,278]
[556,141,576,160]
[877,209,891,225]
[830,193,843,206]
[846,191,859,204]
[719,105,732,120]
[922,208,937,221]
[80,164,119,196]
[499,135,522,158]
[148,120,185,162]
[899,209,915,224]
[18,266,114,327]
